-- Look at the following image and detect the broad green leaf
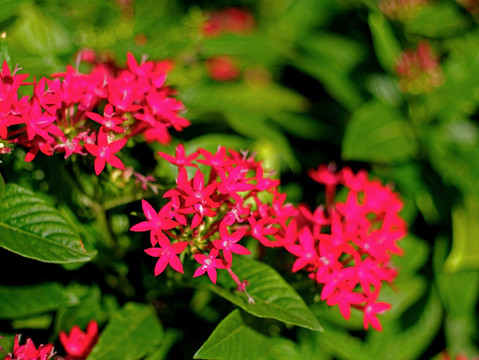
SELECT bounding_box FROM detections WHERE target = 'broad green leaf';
[194,310,301,360]
[405,3,470,38]
[368,12,401,72]
[446,197,479,271]
[0,184,96,263]
[205,256,322,331]
[342,100,417,163]
[87,303,163,360]
[0,283,72,319]
[184,82,306,116]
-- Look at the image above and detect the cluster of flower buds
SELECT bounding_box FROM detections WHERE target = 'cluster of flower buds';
[1,320,99,360]
[202,7,255,37]
[202,7,255,82]
[379,0,428,20]
[0,52,189,175]
[131,144,297,299]
[281,165,407,331]
[395,41,443,94]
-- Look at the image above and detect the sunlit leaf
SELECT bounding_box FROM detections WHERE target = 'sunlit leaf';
[205,256,322,331]
[194,310,301,360]
[0,184,96,263]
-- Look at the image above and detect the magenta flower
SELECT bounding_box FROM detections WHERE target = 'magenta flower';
[212,222,250,264]
[84,130,127,175]
[86,104,125,133]
[145,238,188,275]
[129,199,179,246]
[193,249,227,284]
[59,320,99,360]
[3,334,55,360]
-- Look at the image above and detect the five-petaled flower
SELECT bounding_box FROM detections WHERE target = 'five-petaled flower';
[59,320,99,360]
[84,129,127,175]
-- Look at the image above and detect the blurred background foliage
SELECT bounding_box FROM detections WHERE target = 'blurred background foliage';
[1,0,479,359]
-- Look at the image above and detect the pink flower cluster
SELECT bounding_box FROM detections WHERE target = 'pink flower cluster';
[131,144,297,291]
[2,335,54,360]
[395,41,443,94]
[283,165,407,331]
[2,320,99,360]
[0,53,189,174]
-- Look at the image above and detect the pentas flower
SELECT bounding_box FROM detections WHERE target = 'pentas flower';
[395,41,443,94]
[279,165,407,331]
[3,334,55,360]
[0,52,190,179]
[84,129,127,175]
[59,320,99,360]
[131,144,298,297]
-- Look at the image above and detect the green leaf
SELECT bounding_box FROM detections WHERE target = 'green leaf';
[447,197,479,271]
[0,184,96,263]
[144,329,181,360]
[8,2,72,56]
[434,238,479,356]
[342,100,417,163]
[368,12,401,72]
[194,310,301,360]
[312,321,372,360]
[87,303,163,360]
[0,283,72,319]
[294,33,365,110]
[205,256,322,331]
[393,235,429,274]
[367,287,443,360]
[0,172,4,200]
[434,237,479,317]
[405,3,470,38]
